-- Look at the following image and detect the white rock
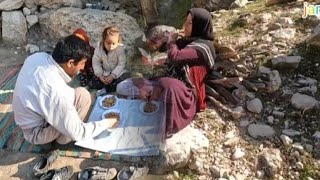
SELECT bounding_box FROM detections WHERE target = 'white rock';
[292,143,304,151]
[272,55,301,69]
[280,134,293,146]
[278,17,294,25]
[173,171,179,178]
[34,0,67,9]
[247,98,263,114]
[267,70,282,92]
[2,11,27,45]
[234,174,247,180]
[305,144,313,152]
[257,148,282,178]
[225,131,236,139]
[261,34,273,42]
[63,0,83,8]
[228,175,236,180]
[25,0,37,9]
[282,129,302,136]
[162,126,209,170]
[210,166,220,178]
[248,124,275,138]
[261,13,272,23]
[0,0,23,11]
[23,7,32,16]
[230,0,248,8]
[284,120,290,129]
[256,170,265,178]
[296,162,304,169]
[224,137,240,147]
[188,159,203,171]
[240,120,250,127]
[291,93,318,110]
[272,110,285,118]
[298,77,318,86]
[232,106,245,119]
[26,15,38,28]
[258,66,272,74]
[267,116,274,124]
[298,86,317,95]
[25,44,40,54]
[270,28,296,40]
[313,131,320,139]
[306,27,320,47]
[232,148,245,160]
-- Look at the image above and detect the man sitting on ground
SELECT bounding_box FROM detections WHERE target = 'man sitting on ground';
[12,35,116,145]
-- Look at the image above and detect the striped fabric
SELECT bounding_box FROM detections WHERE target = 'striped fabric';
[0,65,146,163]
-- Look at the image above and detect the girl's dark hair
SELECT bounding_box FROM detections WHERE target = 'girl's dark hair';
[52,35,91,64]
[102,25,122,43]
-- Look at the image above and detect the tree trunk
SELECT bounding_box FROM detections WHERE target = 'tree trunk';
[139,0,159,28]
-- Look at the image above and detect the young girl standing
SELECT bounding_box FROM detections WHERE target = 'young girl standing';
[92,25,129,95]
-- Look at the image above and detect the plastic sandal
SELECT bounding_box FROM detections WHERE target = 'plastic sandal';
[40,166,73,180]
[117,165,149,180]
[33,149,60,177]
[78,166,117,180]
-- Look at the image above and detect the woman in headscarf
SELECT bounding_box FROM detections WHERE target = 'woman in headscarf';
[166,8,216,112]
[116,8,216,138]
[73,28,95,87]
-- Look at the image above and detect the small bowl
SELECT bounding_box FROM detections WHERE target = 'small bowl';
[99,95,118,109]
[139,101,160,115]
[101,109,121,130]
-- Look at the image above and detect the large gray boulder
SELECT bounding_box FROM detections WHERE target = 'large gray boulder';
[193,0,236,11]
[38,7,143,57]
[25,0,82,9]
[2,11,27,45]
[152,125,209,174]
[0,0,24,11]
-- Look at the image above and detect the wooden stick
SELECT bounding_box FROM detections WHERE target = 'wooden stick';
[206,79,233,89]
[206,78,241,89]
[205,85,227,104]
[214,86,239,105]
[208,71,224,80]
[207,95,243,118]
[241,80,258,92]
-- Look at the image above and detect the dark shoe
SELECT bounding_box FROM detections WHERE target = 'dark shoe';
[40,166,73,180]
[33,149,59,177]
[78,166,117,180]
[117,165,149,180]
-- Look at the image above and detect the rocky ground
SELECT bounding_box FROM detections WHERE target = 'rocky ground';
[1,0,320,180]
[163,1,320,180]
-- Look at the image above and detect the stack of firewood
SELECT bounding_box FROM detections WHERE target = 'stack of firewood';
[205,43,274,118]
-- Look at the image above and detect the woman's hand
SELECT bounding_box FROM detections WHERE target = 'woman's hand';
[167,32,179,43]
[149,86,162,101]
[139,88,152,101]
[105,75,114,84]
